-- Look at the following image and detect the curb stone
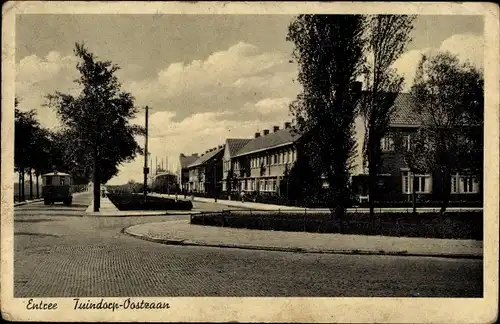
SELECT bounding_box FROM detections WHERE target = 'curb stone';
[14,199,43,207]
[123,226,483,260]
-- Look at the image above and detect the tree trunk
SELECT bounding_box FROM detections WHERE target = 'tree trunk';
[18,171,22,202]
[439,168,451,215]
[93,148,100,212]
[367,133,378,222]
[21,167,25,201]
[36,172,40,199]
[411,172,417,213]
[29,168,33,200]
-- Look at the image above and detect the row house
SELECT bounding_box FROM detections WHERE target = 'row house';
[222,122,301,195]
[184,145,224,194]
[179,153,199,192]
[352,93,482,203]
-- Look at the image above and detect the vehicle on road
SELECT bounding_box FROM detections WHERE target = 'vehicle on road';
[42,171,73,205]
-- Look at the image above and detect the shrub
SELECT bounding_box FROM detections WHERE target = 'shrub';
[107,193,193,211]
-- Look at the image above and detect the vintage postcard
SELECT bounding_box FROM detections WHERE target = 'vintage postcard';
[2,1,499,323]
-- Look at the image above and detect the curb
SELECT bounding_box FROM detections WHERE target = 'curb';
[84,211,200,217]
[123,227,483,260]
[14,199,43,207]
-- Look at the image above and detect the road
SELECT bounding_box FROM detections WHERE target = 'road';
[14,192,482,297]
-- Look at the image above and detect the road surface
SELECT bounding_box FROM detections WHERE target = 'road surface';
[14,192,482,297]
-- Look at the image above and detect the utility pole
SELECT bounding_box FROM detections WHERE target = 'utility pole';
[143,105,150,202]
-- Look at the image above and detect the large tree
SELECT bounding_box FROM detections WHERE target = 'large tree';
[361,15,416,219]
[410,52,484,214]
[287,15,366,220]
[47,43,145,211]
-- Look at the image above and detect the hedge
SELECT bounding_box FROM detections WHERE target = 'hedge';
[190,210,483,240]
[107,193,193,211]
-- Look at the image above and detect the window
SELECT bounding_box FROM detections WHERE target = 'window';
[402,134,411,151]
[451,173,479,194]
[60,176,66,185]
[45,176,53,185]
[279,152,283,164]
[272,179,277,191]
[381,136,395,152]
[291,150,296,162]
[402,171,432,194]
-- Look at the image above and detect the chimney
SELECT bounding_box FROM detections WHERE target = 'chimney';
[284,122,291,129]
[255,132,261,138]
[263,129,270,135]
[273,126,279,132]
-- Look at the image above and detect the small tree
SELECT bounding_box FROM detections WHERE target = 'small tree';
[361,14,416,219]
[410,52,484,214]
[287,14,366,220]
[47,43,145,211]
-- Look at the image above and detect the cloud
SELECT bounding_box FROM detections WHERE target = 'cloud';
[122,42,298,120]
[393,33,483,91]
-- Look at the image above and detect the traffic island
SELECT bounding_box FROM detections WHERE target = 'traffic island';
[107,193,193,211]
[189,210,483,240]
[124,220,483,259]
[85,195,196,217]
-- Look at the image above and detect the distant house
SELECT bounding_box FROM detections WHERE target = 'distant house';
[352,93,482,203]
[179,153,199,192]
[186,145,225,194]
[152,172,178,194]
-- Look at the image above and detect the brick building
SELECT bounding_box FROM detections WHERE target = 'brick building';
[222,122,301,195]
[352,93,482,203]
[185,145,224,194]
[179,153,198,192]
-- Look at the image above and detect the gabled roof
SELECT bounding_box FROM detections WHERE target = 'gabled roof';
[188,147,224,168]
[389,93,432,126]
[179,154,199,169]
[234,128,300,158]
[226,138,252,157]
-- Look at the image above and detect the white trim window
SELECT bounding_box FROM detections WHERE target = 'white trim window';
[402,134,411,151]
[402,171,432,194]
[381,136,395,152]
[451,173,479,194]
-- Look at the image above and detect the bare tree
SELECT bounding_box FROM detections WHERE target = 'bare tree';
[361,15,416,219]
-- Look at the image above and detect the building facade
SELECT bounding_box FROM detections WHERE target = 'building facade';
[222,122,300,195]
[179,153,199,192]
[185,145,224,194]
[352,93,482,203]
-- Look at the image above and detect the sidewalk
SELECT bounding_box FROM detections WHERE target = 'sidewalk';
[157,194,482,213]
[124,220,483,258]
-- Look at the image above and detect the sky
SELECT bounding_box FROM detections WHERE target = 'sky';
[15,14,484,185]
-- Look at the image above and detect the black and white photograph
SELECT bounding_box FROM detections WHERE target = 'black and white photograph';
[2,1,498,323]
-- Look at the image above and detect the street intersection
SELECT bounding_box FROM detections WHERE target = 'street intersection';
[14,192,483,297]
